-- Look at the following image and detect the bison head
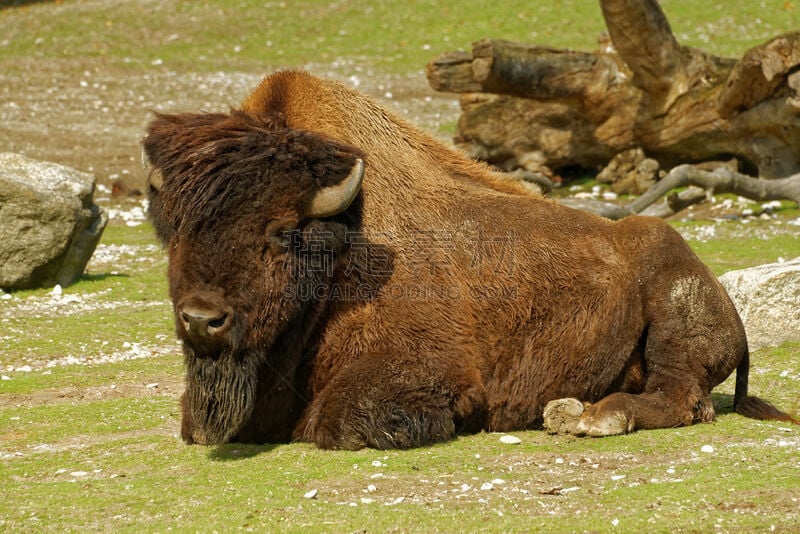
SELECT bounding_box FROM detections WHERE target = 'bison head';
[142,111,364,444]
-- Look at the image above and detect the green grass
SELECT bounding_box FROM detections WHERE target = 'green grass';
[1,0,798,73]
[2,223,172,370]
[679,220,800,275]
[2,365,798,532]
[0,355,181,395]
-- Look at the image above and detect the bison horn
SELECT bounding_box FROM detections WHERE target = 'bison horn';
[141,144,164,191]
[305,158,364,218]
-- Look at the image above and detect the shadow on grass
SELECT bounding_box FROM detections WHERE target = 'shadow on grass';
[712,392,735,415]
[0,0,55,8]
[208,442,280,461]
[80,272,131,283]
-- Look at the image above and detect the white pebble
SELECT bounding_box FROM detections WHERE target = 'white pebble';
[610,475,626,481]
[480,482,494,491]
[303,489,318,499]
[371,460,384,467]
[499,435,521,444]
[555,457,564,464]
[360,498,375,504]
[1,293,12,300]
[70,471,88,477]
[701,445,714,453]
[366,484,377,492]
[491,478,505,485]
[145,383,159,389]
[50,284,63,297]
[1,375,10,381]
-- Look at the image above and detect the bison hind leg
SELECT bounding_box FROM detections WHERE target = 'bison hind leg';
[543,396,635,437]
[543,398,588,435]
[551,390,716,437]
[543,391,717,438]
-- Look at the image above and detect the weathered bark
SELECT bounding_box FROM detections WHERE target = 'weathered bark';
[718,33,800,117]
[426,1,800,180]
[470,40,603,100]
[425,51,482,94]
[599,0,691,103]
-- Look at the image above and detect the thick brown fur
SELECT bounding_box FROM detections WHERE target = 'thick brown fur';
[143,70,797,449]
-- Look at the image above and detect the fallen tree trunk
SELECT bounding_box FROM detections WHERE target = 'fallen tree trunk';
[426,0,800,180]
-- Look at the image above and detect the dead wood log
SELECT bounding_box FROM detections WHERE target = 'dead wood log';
[426,0,800,180]
[425,51,482,93]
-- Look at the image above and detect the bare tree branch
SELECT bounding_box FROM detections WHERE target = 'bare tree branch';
[556,166,800,220]
[639,187,707,218]
[629,165,800,213]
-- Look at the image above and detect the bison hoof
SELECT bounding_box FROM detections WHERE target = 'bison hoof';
[543,398,585,435]
[573,408,633,437]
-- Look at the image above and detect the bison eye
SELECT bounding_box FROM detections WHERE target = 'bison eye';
[268,230,295,249]
[264,217,299,252]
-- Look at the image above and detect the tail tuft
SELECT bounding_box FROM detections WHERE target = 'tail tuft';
[735,395,799,425]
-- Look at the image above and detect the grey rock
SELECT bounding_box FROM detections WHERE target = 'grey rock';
[0,153,108,289]
[719,257,800,350]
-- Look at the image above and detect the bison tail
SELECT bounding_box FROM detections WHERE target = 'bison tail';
[733,347,799,424]
[735,396,799,424]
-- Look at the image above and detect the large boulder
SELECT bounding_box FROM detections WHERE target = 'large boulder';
[0,153,108,290]
[719,258,800,350]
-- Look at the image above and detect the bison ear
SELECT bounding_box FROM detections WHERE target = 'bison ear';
[304,158,364,218]
[141,144,164,191]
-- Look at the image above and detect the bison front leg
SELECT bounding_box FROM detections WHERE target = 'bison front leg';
[296,354,487,450]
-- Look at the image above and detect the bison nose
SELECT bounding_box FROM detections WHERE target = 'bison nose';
[179,305,232,339]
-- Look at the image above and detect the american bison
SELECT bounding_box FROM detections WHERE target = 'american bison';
[142,70,796,449]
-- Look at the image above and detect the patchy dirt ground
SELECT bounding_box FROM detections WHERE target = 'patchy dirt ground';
[5,54,800,232]
[0,57,460,193]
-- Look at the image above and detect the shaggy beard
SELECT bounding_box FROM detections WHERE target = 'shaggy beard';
[183,349,261,444]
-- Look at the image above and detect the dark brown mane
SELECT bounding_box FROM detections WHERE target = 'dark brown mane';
[143,110,364,234]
